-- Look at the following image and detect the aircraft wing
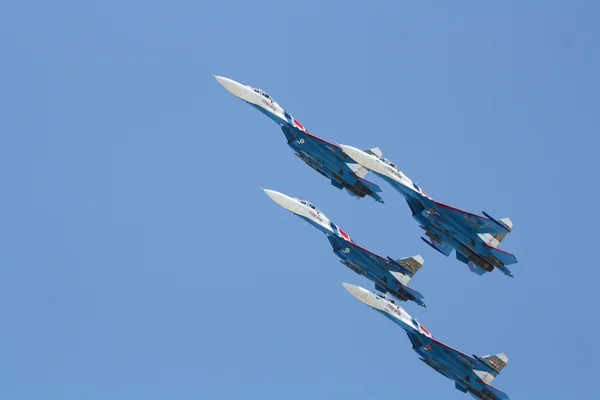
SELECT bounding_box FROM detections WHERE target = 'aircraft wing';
[282,125,356,164]
[299,131,383,191]
[330,238,401,274]
[418,335,510,399]
[429,338,499,377]
[421,226,455,256]
[421,236,454,257]
[433,201,511,235]
[330,237,425,303]
[305,131,354,161]
[284,126,383,200]
[346,241,417,276]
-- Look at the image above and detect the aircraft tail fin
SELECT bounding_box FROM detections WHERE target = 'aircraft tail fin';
[364,147,383,158]
[491,218,512,242]
[473,353,508,385]
[468,354,510,398]
[392,255,424,278]
[480,353,508,375]
[479,217,513,248]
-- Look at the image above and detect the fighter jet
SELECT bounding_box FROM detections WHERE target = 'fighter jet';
[339,145,517,277]
[263,188,426,306]
[213,75,383,203]
[343,283,510,400]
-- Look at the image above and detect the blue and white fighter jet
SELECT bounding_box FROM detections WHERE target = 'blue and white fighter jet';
[339,145,518,277]
[343,283,510,400]
[263,189,426,306]
[214,75,384,202]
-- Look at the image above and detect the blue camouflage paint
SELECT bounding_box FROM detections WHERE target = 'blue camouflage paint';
[247,103,384,202]
[365,164,517,277]
[372,305,510,399]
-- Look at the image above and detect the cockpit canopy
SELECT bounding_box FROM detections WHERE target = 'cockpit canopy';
[364,149,396,168]
[381,157,397,168]
[299,199,321,214]
[252,88,273,100]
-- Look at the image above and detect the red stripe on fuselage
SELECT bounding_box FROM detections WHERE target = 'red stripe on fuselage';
[303,130,339,148]
[431,338,476,362]
[434,201,491,221]
[482,243,515,256]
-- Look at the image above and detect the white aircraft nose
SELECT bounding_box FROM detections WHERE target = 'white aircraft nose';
[213,75,256,103]
[341,283,387,311]
[339,144,376,168]
[262,189,298,213]
[342,283,369,301]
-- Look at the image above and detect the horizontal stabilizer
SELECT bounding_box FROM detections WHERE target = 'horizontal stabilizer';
[351,173,382,193]
[384,272,426,306]
[434,201,509,234]
[479,382,510,400]
[483,243,518,266]
[399,285,426,307]
[497,265,514,278]
[421,237,453,257]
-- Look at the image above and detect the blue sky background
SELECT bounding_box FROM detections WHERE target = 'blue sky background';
[1,1,599,399]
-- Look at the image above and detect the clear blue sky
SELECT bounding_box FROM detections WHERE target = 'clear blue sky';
[1,1,599,399]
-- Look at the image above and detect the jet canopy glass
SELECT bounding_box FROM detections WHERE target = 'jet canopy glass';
[252,88,273,101]
[364,149,396,168]
[381,158,397,168]
[298,199,322,214]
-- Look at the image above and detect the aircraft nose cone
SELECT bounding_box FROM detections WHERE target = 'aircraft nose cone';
[339,145,373,167]
[342,283,387,311]
[213,75,255,102]
[262,188,296,212]
[342,283,369,301]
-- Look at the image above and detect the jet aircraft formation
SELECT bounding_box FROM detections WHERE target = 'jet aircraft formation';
[214,75,518,400]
